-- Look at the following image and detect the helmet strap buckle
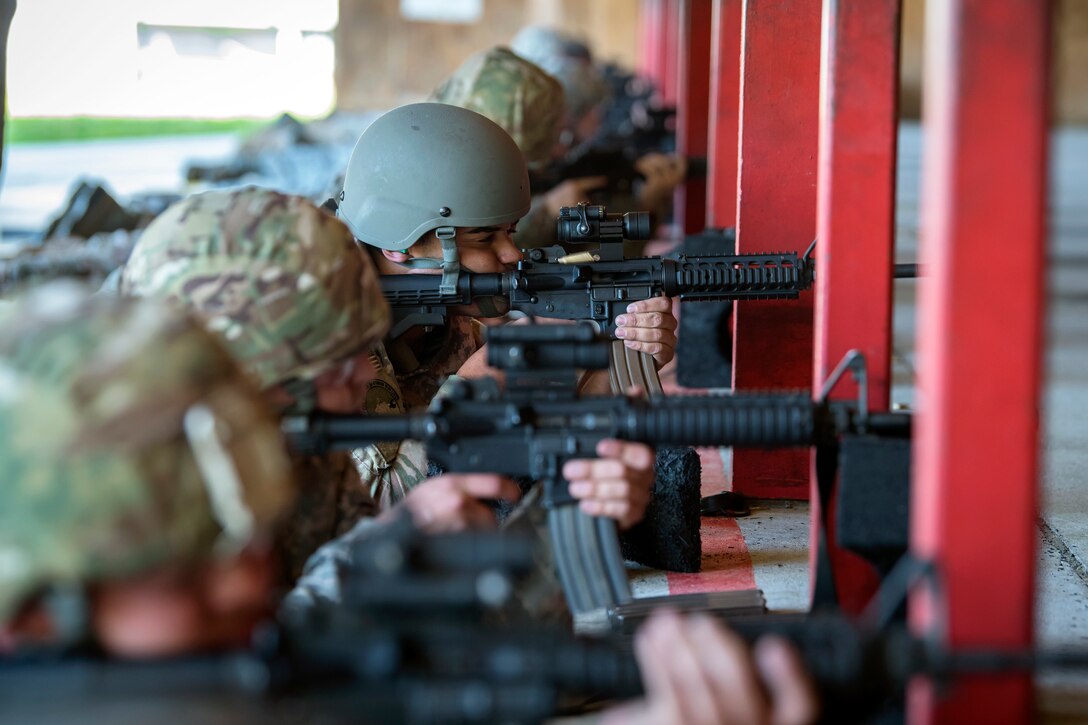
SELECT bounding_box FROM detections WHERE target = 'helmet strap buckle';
[397,226,461,296]
[434,226,460,296]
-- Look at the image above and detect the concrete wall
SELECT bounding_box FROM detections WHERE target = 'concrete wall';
[1055,0,1088,124]
[337,0,1088,124]
[901,0,1088,123]
[335,0,638,113]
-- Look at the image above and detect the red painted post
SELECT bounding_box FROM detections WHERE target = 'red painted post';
[908,1,1050,722]
[675,0,712,235]
[659,0,681,105]
[810,0,901,613]
[731,0,821,499]
[706,0,742,229]
[638,0,665,89]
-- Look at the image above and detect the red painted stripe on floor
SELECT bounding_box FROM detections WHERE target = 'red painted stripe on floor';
[666,516,756,594]
[659,358,750,594]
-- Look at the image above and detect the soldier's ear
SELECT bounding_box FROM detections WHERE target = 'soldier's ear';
[382,249,412,264]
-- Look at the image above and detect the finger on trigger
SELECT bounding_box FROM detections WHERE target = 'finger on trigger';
[627,311,677,331]
[627,296,671,314]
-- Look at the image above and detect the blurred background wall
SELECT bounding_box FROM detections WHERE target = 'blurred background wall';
[334,0,640,112]
[336,0,1088,125]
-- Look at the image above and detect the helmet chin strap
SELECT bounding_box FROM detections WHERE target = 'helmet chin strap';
[397,226,460,295]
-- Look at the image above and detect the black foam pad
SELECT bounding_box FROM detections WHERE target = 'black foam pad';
[620,446,703,573]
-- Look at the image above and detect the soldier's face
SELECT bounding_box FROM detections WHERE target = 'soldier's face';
[452,223,522,273]
[390,225,520,319]
[411,224,521,274]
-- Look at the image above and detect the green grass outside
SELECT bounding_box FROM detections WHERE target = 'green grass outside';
[7,116,275,144]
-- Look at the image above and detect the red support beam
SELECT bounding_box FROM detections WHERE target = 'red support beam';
[675,0,713,235]
[638,0,666,89]
[809,0,901,613]
[908,1,1050,722]
[659,0,682,105]
[706,0,742,229]
[731,0,821,499]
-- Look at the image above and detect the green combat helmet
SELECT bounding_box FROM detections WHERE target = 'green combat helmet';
[336,103,531,295]
[430,46,565,168]
[544,56,611,135]
[120,187,389,403]
[0,285,295,626]
[509,25,592,65]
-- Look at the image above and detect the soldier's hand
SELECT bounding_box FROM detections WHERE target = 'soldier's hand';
[615,296,678,368]
[603,609,819,725]
[395,474,520,533]
[562,439,655,529]
[544,176,608,216]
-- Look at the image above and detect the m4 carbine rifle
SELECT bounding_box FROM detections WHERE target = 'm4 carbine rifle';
[283,323,911,617]
[381,203,816,339]
[6,517,1088,724]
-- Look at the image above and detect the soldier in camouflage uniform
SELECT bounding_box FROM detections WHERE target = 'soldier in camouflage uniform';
[510,26,689,229]
[0,287,818,722]
[0,285,294,656]
[431,46,564,171]
[121,188,519,577]
[336,103,674,529]
[430,45,606,248]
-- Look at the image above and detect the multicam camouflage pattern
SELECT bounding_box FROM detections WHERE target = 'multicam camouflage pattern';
[384,315,488,412]
[344,318,488,510]
[283,513,384,615]
[351,344,430,509]
[120,187,390,389]
[120,187,395,576]
[0,285,295,624]
[430,46,565,168]
[279,450,379,579]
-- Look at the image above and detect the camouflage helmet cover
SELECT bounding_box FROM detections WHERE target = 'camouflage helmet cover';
[0,285,295,625]
[337,103,531,252]
[430,46,565,167]
[121,188,389,389]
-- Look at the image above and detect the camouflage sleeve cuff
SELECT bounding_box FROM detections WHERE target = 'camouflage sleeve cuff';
[352,439,430,510]
[282,516,386,614]
[432,374,471,404]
